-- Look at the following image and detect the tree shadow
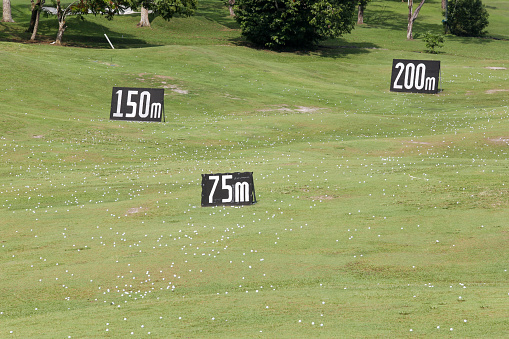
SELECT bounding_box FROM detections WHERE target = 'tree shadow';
[0,2,157,48]
[368,7,444,34]
[56,17,160,48]
[445,34,494,45]
[194,0,240,30]
[226,35,380,59]
[307,36,382,58]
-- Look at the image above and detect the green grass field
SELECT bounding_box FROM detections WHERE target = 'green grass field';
[1,0,509,337]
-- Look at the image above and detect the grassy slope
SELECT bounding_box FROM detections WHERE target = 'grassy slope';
[1,0,509,337]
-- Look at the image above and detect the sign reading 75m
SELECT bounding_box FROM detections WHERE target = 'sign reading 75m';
[201,172,256,206]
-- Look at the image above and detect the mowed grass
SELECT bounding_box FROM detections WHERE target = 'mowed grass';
[1,0,509,337]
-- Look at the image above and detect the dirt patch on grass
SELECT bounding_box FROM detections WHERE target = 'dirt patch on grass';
[162,84,189,94]
[223,93,243,100]
[310,195,336,200]
[259,105,326,114]
[153,74,175,80]
[485,67,507,70]
[486,137,509,144]
[295,106,323,113]
[132,73,188,94]
[126,207,145,215]
[486,89,509,94]
[404,140,432,145]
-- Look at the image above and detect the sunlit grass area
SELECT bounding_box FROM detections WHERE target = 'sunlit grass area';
[1,0,509,337]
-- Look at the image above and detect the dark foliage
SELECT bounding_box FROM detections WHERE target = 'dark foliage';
[234,0,357,49]
[447,0,489,37]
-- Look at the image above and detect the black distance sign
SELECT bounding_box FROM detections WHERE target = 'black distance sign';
[201,172,256,206]
[110,87,164,122]
[390,59,440,94]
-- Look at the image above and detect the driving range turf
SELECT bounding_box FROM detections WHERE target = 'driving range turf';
[1,0,509,337]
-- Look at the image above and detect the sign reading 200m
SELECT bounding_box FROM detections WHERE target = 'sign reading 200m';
[390,59,440,94]
[110,87,164,122]
[201,172,256,206]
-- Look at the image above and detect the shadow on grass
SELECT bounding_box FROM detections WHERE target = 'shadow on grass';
[366,4,444,34]
[445,34,495,45]
[226,35,380,59]
[58,17,160,48]
[0,22,31,43]
[314,41,381,58]
[0,3,156,48]
[194,0,240,30]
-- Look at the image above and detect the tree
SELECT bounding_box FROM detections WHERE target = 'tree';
[53,0,127,45]
[357,0,370,25]
[227,0,234,17]
[447,0,489,36]
[233,0,357,49]
[28,0,45,40]
[2,0,15,22]
[407,0,425,40]
[135,0,197,28]
[138,6,150,27]
[55,0,72,45]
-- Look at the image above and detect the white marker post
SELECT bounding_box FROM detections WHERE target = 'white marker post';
[104,34,115,49]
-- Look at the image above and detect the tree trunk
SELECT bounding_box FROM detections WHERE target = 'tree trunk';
[2,0,15,22]
[407,19,414,40]
[441,0,446,10]
[55,0,65,45]
[30,8,41,40]
[228,0,235,17]
[28,0,41,33]
[55,19,66,44]
[29,0,44,40]
[407,0,426,40]
[138,6,150,27]
[357,4,364,25]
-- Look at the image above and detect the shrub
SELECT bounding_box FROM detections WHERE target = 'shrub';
[422,31,444,54]
[233,0,356,49]
[446,0,489,37]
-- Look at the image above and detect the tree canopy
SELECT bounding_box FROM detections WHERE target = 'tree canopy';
[233,0,357,49]
[135,0,197,27]
[447,0,489,36]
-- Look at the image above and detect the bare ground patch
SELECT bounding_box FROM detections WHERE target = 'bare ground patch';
[403,140,432,145]
[486,89,509,94]
[486,137,509,144]
[258,105,326,114]
[132,73,189,94]
[309,195,336,200]
[126,207,146,216]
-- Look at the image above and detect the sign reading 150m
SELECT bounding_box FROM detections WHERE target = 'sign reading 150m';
[110,87,164,122]
[201,172,256,206]
[390,59,440,94]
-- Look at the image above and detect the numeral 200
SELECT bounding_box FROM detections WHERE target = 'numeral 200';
[393,62,436,91]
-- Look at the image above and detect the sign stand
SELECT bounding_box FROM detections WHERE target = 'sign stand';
[439,69,443,93]
[252,183,257,203]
